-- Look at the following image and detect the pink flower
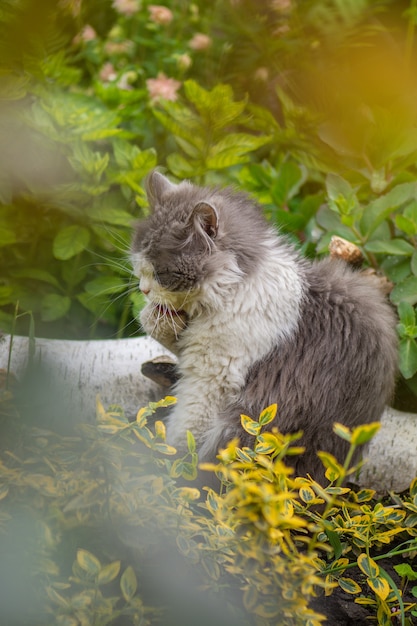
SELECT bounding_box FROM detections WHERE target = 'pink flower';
[104,40,134,55]
[81,25,97,41]
[72,24,97,45]
[188,33,212,51]
[270,0,292,12]
[146,73,181,103]
[112,0,140,17]
[148,5,173,25]
[99,62,117,82]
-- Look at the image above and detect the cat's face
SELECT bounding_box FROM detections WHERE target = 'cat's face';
[131,171,221,314]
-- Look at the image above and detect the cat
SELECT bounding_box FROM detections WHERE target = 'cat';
[131,170,398,482]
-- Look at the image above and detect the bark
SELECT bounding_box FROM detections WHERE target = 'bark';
[1,333,416,493]
[0,333,171,423]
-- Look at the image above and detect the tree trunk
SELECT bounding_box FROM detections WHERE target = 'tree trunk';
[1,333,416,493]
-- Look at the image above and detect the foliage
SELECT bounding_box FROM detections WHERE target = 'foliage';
[0,63,156,337]
[0,0,217,338]
[151,80,271,180]
[1,384,417,625]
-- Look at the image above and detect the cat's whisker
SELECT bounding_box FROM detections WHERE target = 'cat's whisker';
[167,309,184,339]
[178,287,194,311]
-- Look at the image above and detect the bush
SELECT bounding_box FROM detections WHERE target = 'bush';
[1,387,417,626]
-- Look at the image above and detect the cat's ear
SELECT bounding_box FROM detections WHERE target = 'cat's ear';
[146,170,176,204]
[192,201,219,240]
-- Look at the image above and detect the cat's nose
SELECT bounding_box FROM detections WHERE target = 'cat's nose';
[139,278,151,295]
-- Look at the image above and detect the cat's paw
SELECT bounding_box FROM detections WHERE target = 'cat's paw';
[140,302,188,353]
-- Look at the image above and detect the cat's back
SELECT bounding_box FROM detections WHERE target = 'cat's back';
[294,258,398,404]
[305,257,397,344]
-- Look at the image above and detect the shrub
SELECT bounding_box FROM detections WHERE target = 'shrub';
[1,385,416,626]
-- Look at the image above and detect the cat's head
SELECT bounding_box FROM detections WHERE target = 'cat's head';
[131,170,265,314]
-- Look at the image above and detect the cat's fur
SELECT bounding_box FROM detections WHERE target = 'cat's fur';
[132,171,398,481]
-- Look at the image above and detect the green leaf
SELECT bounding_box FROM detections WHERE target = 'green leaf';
[390,276,417,305]
[10,269,60,288]
[76,549,101,575]
[382,256,412,282]
[325,529,343,559]
[399,337,417,379]
[53,225,90,260]
[41,294,71,322]
[84,276,126,296]
[153,105,202,144]
[184,80,246,130]
[394,563,417,581]
[364,238,415,256]
[398,301,416,327]
[167,153,202,178]
[131,148,158,177]
[120,566,137,602]
[315,204,358,241]
[88,202,135,227]
[0,227,16,246]
[338,577,361,594]
[395,214,417,235]
[206,133,270,169]
[360,182,417,237]
[326,173,358,215]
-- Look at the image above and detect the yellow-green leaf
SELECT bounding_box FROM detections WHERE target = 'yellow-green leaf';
[187,430,196,453]
[76,549,101,575]
[153,442,177,455]
[333,423,352,442]
[317,451,343,478]
[175,487,200,501]
[120,566,137,602]
[338,577,361,594]
[259,404,277,426]
[262,502,282,527]
[351,422,381,445]
[255,432,279,454]
[243,586,258,611]
[299,486,315,503]
[357,554,379,578]
[98,561,121,585]
[240,413,261,436]
[154,420,166,439]
[156,395,177,408]
[367,575,390,600]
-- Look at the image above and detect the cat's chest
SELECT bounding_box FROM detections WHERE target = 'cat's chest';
[175,311,274,392]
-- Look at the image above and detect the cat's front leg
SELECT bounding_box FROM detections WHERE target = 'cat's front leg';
[139,302,187,355]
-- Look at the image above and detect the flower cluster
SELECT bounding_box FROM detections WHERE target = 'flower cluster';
[146,72,181,103]
[72,2,214,107]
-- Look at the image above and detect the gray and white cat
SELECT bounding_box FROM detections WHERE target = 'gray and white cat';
[132,170,398,481]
